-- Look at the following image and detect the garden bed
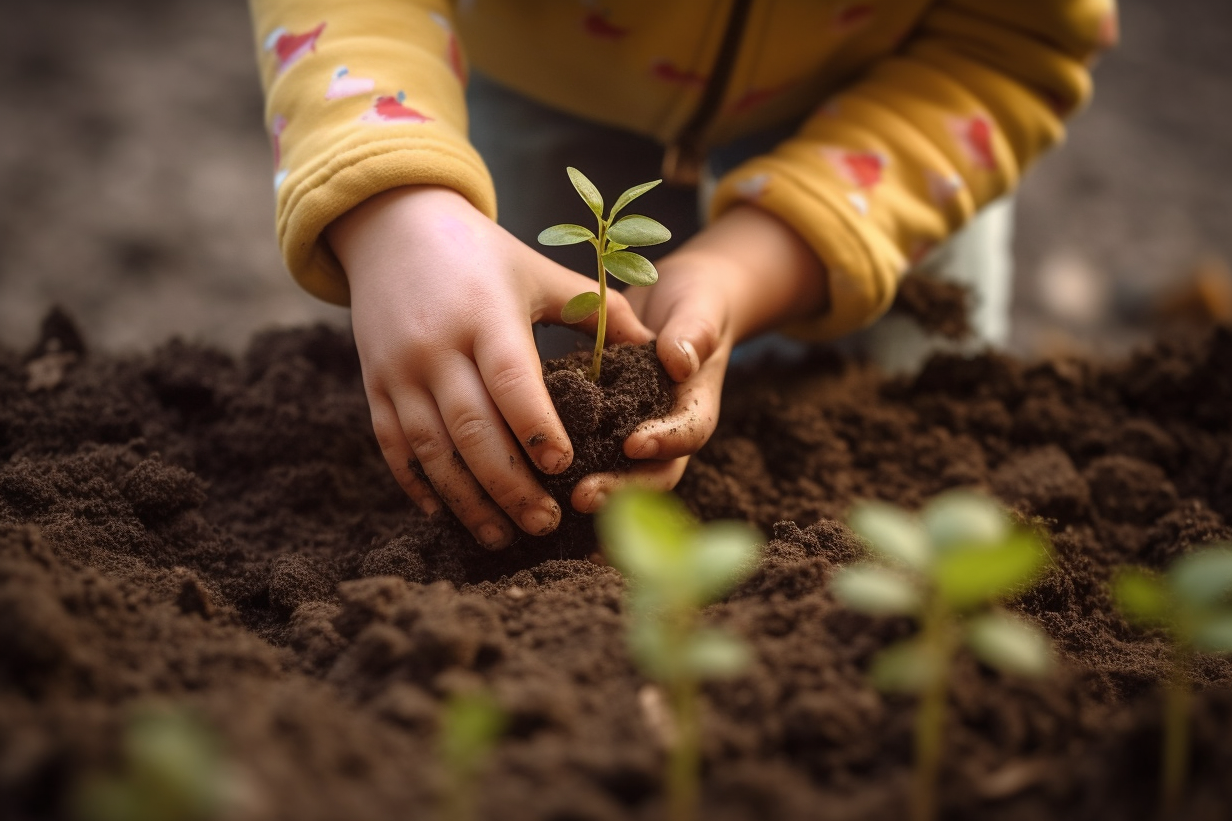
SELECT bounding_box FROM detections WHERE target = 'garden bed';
[2,316,1231,821]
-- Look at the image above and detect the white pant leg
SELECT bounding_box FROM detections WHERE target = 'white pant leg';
[859,196,1016,374]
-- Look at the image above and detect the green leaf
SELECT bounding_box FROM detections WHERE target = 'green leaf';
[870,638,940,693]
[1168,545,1232,608]
[537,223,596,246]
[627,618,675,680]
[598,489,694,588]
[609,179,662,221]
[1193,614,1232,654]
[1111,567,1171,627]
[567,167,603,218]
[607,215,671,248]
[924,491,1010,553]
[933,531,1048,609]
[966,612,1051,677]
[831,564,922,616]
[561,292,600,324]
[440,690,507,773]
[687,522,762,604]
[848,501,931,571]
[682,629,751,679]
[603,251,658,287]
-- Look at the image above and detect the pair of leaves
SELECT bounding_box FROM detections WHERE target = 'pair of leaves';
[1112,544,1232,653]
[599,489,761,612]
[843,491,1049,611]
[871,612,1052,692]
[566,166,660,224]
[598,489,762,683]
[558,247,660,323]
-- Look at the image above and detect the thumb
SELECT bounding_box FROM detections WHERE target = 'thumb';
[651,289,726,382]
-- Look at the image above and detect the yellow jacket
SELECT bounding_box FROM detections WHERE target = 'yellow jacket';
[251,0,1117,339]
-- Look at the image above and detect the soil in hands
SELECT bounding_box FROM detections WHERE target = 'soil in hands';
[2,312,1232,821]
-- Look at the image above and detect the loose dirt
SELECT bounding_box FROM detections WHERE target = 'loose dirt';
[2,316,1231,821]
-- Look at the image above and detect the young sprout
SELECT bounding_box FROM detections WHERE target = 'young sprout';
[438,689,507,821]
[538,167,671,382]
[73,706,225,821]
[831,491,1053,821]
[597,489,761,821]
[1111,544,1232,821]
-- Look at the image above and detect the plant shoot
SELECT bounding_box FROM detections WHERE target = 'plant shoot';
[597,489,761,821]
[73,706,226,821]
[438,688,507,821]
[1111,544,1232,820]
[831,491,1053,821]
[538,167,670,382]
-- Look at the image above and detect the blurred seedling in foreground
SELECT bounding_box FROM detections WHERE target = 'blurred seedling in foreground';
[1111,544,1232,821]
[73,706,226,821]
[598,489,762,821]
[538,167,671,382]
[831,491,1053,821]
[438,688,507,821]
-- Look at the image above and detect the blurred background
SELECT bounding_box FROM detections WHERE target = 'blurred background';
[1,0,1228,359]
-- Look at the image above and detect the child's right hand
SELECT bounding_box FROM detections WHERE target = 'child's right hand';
[326,186,653,549]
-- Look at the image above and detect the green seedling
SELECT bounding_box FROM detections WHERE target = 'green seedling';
[1111,544,1232,820]
[438,688,507,821]
[73,706,225,821]
[831,491,1053,821]
[538,167,671,382]
[597,489,761,821]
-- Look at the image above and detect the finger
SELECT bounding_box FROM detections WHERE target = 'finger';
[389,387,518,550]
[369,394,444,517]
[570,457,691,514]
[427,351,563,540]
[651,288,726,382]
[623,346,728,461]
[473,319,573,475]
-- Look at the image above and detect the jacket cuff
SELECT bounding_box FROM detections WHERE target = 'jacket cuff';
[278,132,496,306]
[710,155,901,341]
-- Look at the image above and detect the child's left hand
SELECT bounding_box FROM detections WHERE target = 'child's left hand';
[570,204,830,513]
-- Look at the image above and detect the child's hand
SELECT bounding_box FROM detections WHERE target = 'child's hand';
[327,186,653,549]
[570,205,829,513]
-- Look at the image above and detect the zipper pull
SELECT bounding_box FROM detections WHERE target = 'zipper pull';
[662,140,704,187]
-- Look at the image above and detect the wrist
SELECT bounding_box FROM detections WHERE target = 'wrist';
[665,205,828,342]
[325,185,472,290]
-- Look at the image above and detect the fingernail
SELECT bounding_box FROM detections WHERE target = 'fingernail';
[477,522,510,550]
[418,498,441,517]
[678,339,699,378]
[539,447,569,475]
[520,501,561,536]
[588,491,608,513]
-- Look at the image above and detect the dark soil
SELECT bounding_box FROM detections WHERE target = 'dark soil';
[2,316,1232,821]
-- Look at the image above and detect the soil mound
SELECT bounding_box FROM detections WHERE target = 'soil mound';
[2,319,1231,820]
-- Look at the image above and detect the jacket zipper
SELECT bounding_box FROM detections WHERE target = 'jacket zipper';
[662,0,755,186]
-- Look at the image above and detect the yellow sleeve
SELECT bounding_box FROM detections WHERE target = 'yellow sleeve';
[249,0,496,305]
[709,0,1119,340]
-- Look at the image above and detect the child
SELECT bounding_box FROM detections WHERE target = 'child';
[249,0,1118,549]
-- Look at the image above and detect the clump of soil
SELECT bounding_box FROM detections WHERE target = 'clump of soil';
[538,342,675,500]
[890,272,973,340]
[2,316,1231,821]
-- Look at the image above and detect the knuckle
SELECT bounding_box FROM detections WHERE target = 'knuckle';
[484,361,534,405]
[405,427,450,465]
[448,411,496,452]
